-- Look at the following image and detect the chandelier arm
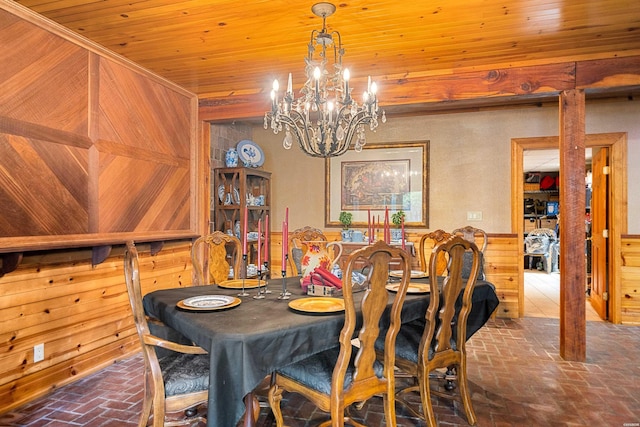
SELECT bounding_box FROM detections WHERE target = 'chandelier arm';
[331,30,343,66]
[308,29,319,61]
[280,110,325,157]
[334,110,377,156]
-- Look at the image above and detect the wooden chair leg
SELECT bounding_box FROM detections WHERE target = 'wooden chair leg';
[457,360,477,425]
[138,397,152,427]
[268,384,285,427]
[383,394,398,427]
[419,372,438,427]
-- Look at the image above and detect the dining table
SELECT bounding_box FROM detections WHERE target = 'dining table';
[142,275,499,427]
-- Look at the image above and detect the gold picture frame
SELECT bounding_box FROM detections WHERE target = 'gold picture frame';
[325,141,429,227]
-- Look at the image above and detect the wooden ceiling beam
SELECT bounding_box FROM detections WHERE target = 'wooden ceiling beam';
[198,56,640,122]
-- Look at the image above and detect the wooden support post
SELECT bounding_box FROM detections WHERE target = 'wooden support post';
[558,89,586,362]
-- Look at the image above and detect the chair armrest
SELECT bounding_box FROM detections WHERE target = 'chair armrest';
[143,334,208,354]
[146,316,165,327]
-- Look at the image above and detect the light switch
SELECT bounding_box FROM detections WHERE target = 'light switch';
[466,211,483,221]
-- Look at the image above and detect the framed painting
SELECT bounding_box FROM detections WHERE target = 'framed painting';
[325,141,429,227]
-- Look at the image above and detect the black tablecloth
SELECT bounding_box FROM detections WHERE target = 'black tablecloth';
[143,278,499,426]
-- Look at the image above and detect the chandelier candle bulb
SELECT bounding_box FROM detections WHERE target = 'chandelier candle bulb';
[272,80,279,109]
[344,68,350,99]
[287,73,292,95]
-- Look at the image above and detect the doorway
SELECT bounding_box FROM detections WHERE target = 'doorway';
[511,133,627,322]
[521,147,598,319]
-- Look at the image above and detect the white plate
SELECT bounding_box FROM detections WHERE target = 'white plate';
[237,140,265,167]
[218,185,225,202]
[181,295,237,309]
[389,270,428,279]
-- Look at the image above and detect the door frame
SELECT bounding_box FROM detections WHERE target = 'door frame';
[511,133,627,322]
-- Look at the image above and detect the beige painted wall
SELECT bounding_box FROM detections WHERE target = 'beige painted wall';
[251,98,640,234]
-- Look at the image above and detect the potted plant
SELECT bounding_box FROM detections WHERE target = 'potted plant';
[391,210,405,241]
[338,211,353,241]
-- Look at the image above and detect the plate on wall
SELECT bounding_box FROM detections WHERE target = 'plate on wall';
[237,140,265,167]
[177,295,241,311]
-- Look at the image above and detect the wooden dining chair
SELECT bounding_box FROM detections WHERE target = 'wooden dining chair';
[268,240,412,427]
[452,225,488,253]
[287,226,328,276]
[392,235,482,426]
[124,241,210,427]
[191,231,242,285]
[452,225,488,280]
[418,229,452,276]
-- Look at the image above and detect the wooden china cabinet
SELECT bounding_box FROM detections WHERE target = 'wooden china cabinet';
[213,167,271,267]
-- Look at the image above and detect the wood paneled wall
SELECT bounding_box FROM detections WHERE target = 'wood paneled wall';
[621,236,640,324]
[0,241,193,413]
[0,2,200,254]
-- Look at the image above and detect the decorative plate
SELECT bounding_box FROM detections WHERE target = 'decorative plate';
[177,295,241,311]
[217,279,261,289]
[385,282,430,294]
[233,187,241,204]
[218,185,225,202]
[289,297,345,314]
[389,270,428,279]
[237,140,265,167]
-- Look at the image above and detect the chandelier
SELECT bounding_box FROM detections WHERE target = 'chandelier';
[263,2,385,158]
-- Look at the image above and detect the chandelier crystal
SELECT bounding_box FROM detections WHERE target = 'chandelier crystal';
[263,2,385,158]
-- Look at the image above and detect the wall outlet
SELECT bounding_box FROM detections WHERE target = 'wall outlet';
[466,211,483,221]
[34,343,45,363]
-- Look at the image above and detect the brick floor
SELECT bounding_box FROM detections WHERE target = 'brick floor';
[2,317,639,427]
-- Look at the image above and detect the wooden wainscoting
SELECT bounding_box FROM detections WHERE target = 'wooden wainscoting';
[621,235,640,325]
[270,230,520,319]
[0,240,193,414]
[486,235,521,317]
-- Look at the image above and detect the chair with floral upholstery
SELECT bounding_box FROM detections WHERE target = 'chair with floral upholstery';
[124,241,209,427]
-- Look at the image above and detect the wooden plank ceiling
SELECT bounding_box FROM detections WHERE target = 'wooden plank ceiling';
[14,0,640,119]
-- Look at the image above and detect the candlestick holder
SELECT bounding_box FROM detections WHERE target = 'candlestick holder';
[253,263,268,299]
[262,261,272,294]
[278,269,290,300]
[253,270,265,299]
[238,254,250,297]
